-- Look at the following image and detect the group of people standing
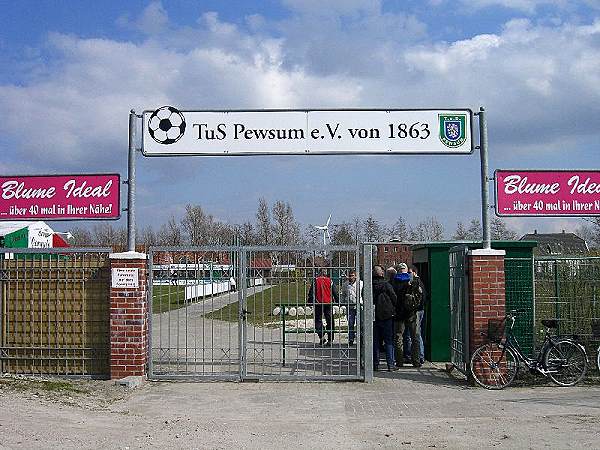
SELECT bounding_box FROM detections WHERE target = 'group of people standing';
[307,264,425,373]
[372,263,425,371]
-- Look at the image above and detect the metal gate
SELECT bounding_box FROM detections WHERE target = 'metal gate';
[449,245,469,375]
[149,245,364,381]
[0,248,111,377]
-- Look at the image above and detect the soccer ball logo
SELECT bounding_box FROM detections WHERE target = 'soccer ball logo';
[148,106,186,144]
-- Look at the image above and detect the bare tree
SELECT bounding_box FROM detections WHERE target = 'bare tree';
[453,222,468,240]
[181,204,212,245]
[256,198,271,245]
[239,221,256,245]
[390,217,408,241]
[410,217,444,241]
[91,223,125,247]
[354,217,365,243]
[70,227,92,246]
[453,219,481,240]
[331,222,355,245]
[577,218,600,250]
[490,218,518,240]
[304,224,320,246]
[208,221,235,245]
[467,219,482,240]
[363,215,383,242]
[159,216,182,246]
[140,225,157,249]
[272,200,300,245]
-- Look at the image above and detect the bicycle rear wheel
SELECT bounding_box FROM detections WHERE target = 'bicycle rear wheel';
[544,339,588,386]
[470,343,518,390]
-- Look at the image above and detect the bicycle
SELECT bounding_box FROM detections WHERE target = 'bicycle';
[470,311,588,389]
[593,319,600,374]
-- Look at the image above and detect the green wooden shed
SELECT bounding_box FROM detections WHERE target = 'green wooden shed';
[412,240,537,362]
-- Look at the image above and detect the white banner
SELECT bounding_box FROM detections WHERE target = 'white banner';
[141,108,473,155]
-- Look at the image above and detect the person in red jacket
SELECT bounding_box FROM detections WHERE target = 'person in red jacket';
[307,268,339,346]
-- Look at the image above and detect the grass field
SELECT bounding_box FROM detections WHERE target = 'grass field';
[151,285,188,313]
[205,282,310,325]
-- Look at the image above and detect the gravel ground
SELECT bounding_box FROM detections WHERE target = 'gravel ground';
[1,367,600,449]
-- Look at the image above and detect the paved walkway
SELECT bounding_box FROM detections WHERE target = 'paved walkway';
[1,366,599,449]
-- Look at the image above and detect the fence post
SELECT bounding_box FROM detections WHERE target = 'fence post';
[109,251,148,379]
[468,249,506,358]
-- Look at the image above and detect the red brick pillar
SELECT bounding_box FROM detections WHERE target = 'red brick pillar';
[468,249,506,354]
[109,251,148,379]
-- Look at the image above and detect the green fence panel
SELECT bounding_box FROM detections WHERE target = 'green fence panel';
[534,257,600,358]
[504,257,535,356]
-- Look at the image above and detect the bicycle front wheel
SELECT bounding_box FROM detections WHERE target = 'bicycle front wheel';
[470,343,518,390]
[544,339,588,386]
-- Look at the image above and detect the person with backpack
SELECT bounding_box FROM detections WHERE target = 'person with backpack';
[391,262,423,368]
[372,265,398,372]
[307,268,339,346]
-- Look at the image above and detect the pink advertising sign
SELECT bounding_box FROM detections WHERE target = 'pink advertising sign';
[495,170,600,217]
[0,174,120,220]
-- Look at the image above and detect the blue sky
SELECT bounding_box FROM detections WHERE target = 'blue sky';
[1,0,599,237]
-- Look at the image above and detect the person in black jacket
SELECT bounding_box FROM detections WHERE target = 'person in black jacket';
[411,265,427,364]
[391,262,422,368]
[372,265,398,372]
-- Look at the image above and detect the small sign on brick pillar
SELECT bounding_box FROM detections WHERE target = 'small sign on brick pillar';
[468,249,506,356]
[109,251,148,379]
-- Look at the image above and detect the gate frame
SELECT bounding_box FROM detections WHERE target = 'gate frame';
[449,245,470,376]
[148,245,241,381]
[148,244,367,382]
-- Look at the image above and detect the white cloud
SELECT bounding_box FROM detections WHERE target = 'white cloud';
[0,5,599,232]
[117,1,169,35]
[456,0,568,14]
[1,9,599,169]
[0,14,362,171]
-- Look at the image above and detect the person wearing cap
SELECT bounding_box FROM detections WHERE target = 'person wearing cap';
[391,262,422,367]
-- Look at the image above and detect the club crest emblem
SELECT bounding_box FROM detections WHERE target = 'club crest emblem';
[439,114,467,148]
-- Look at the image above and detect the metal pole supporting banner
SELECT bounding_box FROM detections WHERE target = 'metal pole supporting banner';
[478,106,491,249]
[363,245,374,383]
[127,110,137,252]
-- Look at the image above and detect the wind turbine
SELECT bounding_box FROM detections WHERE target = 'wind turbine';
[314,213,332,245]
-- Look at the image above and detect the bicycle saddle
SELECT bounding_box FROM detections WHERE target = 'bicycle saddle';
[541,319,558,328]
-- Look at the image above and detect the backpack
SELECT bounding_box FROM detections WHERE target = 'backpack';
[403,280,423,314]
[375,291,395,321]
